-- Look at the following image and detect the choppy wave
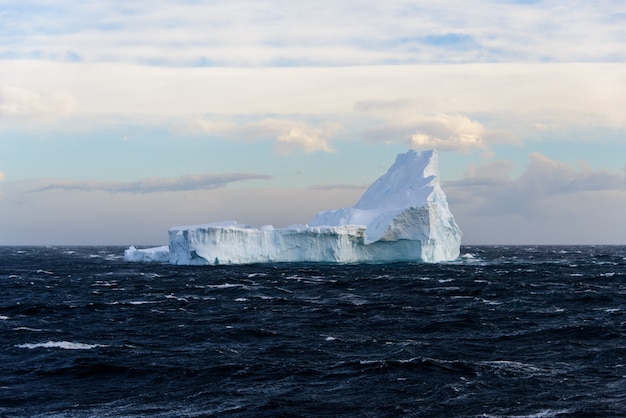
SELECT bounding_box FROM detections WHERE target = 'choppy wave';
[1,245,625,417]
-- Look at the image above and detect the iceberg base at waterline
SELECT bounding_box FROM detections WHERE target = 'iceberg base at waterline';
[124,149,462,265]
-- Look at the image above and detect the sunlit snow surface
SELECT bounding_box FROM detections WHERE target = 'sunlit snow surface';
[125,149,461,265]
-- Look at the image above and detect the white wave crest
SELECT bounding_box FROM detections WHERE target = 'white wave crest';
[17,341,104,350]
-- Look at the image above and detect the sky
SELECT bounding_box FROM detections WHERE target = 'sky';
[1,0,626,245]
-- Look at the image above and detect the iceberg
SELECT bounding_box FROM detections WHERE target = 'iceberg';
[124,149,462,265]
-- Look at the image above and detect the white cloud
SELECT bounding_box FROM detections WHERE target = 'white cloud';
[0,87,76,120]
[2,0,625,65]
[2,62,625,134]
[189,118,337,154]
[273,127,331,154]
[189,119,238,136]
[361,112,489,153]
[258,119,336,154]
[407,114,487,152]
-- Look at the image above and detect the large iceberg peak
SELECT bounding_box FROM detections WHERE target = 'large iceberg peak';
[354,149,441,211]
[309,148,460,256]
[125,148,462,265]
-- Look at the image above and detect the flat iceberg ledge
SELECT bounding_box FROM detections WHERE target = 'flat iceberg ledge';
[124,245,170,263]
[125,149,462,265]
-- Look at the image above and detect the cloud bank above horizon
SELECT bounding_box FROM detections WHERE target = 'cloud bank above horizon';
[1,0,625,244]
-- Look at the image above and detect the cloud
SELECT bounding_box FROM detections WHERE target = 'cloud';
[363,112,489,153]
[2,1,625,66]
[445,153,626,216]
[30,173,271,194]
[189,118,337,154]
[406,114,487,152]
[516,152,626,196]
[452,190,626,245]
[2,62,624,133]
[0,179,365,245]
[354,97,441,114]
[0,87,76,120]
[0,171,5,181]
[188,120,238,136]
[458,160,515,186]
[444,153,626,244]
[259,119,336,154]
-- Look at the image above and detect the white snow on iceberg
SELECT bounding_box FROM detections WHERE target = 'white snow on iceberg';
[125,149,462,265]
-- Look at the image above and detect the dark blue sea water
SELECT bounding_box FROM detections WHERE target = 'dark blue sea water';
[1,246,625,417]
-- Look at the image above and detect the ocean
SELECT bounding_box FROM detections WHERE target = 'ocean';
[1,245,625,417]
